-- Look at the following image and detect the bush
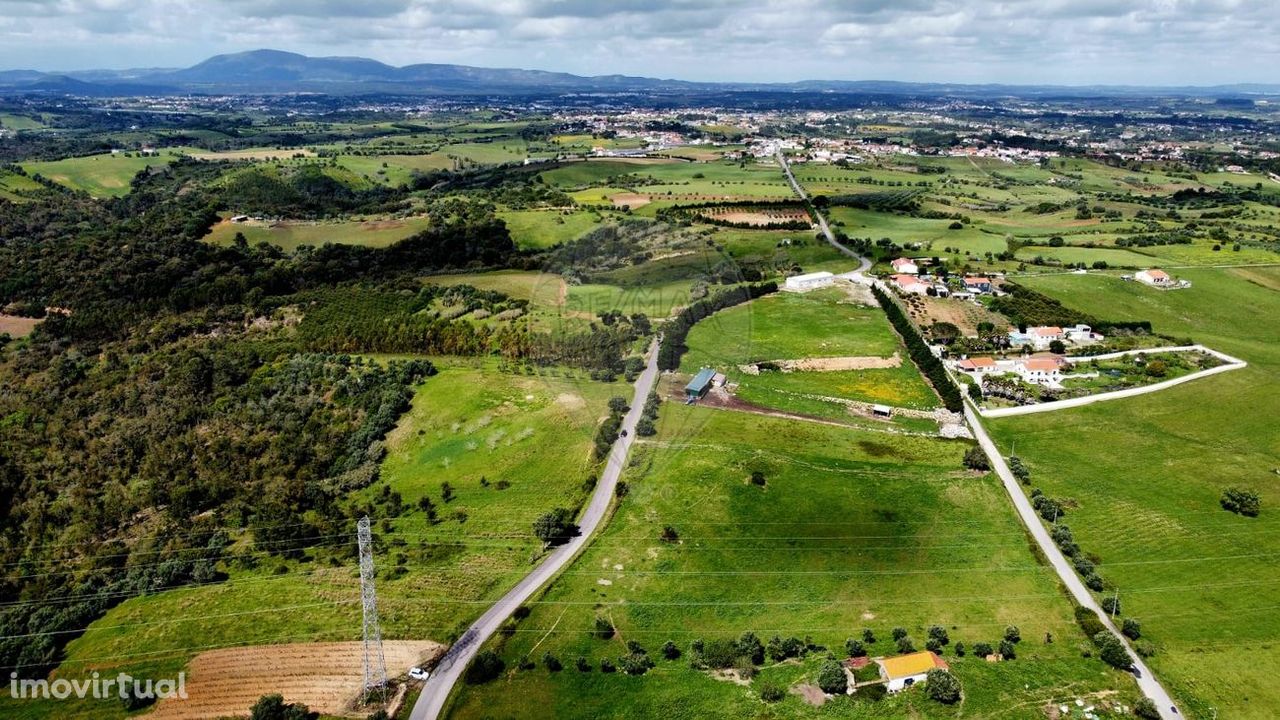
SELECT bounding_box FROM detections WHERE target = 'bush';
[543,652,562,672]
[963,446,990,471]
[1134,698,1161,720]
[1221,486,1261,517]
[862,628,876,644]
[1135,640,1157,658]
[1094,632,1131,669]
[662,640,681,660]
[896,636,916,654]
[998,639,1016,660]
[925,638,942,653]
[1076,606,1107,639]
[1003,626,1021,644]
[760,683,786,703]
[891,627,908,641]
[750,470,767,486]
[595,616,615,639]
[953,642,965,657]
[1008,455,1031,483]
[816,656,847,694]
[575,656,591,672]
[738,632,765,665]
[599,658,616,673]
[251,695,317,720]
[618,652,655,676]
[973,642,993,657]
[533,508,577,545]
[464,651,505,684]
[1122,617,1142,640]
[1101,595,1122,616]
[845,638,866,657]
[925,668,962,704]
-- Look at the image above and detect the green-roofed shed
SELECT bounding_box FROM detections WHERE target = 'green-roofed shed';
[685,368,716,399]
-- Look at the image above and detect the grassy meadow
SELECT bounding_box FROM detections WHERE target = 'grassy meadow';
[21,151,181,197]
[986,267,1280,719]
[445,405,1140,719]
[204,215,434,251]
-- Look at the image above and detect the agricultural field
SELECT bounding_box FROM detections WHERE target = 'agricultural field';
[21,151,181,197]
[204,215,434,251]
[679,288,941,417]
[986,267,1280,720]
[445,405,1141,719]
[0,167,42,200]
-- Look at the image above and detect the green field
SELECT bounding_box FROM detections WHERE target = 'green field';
[204,215,434,251]
[446,405,1140,719]
[21,151,181,197]
[987,267,1280,719]
[499,208,604,249]
[0,363,615,720]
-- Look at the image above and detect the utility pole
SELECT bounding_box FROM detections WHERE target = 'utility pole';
[358,515,388,696]
[1110,588,1120,619]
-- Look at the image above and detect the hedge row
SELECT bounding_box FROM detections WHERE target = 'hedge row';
[872,284,963,412]
[658,283,778,371]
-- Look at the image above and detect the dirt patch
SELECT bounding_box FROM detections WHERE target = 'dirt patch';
[911,295,1006,336]
[702,209,808,226]
[0,314,40,338]
[792,683,828,707]
[148,640,443,720]
[709,668,753,686]
[741,354,901,374]
[610,192,651,208]
[555,392,586,410]
[359,219,408,231]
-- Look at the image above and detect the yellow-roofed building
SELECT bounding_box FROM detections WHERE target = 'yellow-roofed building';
[878,651,949,692]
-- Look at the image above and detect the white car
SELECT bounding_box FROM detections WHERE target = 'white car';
[409,667,430,681]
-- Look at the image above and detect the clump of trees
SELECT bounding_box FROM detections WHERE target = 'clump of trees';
[464,651,506,684]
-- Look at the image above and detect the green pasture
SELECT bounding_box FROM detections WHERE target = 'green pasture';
[21,151,180,198]
[446,405,1139,719]
[204,215,433,251]
[498,208,603,249]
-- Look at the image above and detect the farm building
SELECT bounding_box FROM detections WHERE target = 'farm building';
[685,368,717,399]
[891,257,919,275]
[878,651,950,692]
[1136,269,1171,286]
[784,271,835,291]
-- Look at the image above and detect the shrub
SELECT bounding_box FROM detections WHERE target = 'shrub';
[464,651,505,684]
[250,695,316,720]
[973,642,993,657]
[1122,618,1142,640]
[1135,640,1156,658]
[816,656,847,694]
[1076,606,1107,639]
[660,525,679,543]
[750,470,766,486]
[925,668,962,704]
[1221,486,1261,517]
[595,616,615,639]
[862,628,876,643]
[760,683,786,703]
[928,625,950,645]
[896,636,916,654]
[543,652,562,672]
[963,446,990,471]
[891,627,909,641]
[953,642,965,657]
[1094,632,1131,669]
[618,652,655,676]
[1003,626,1021,644]
[845,638,866,657]
[998,639,1016,660]
[575,656,591,672]
[1134,698,1161,720]
[925,638,942,653]
[599,658,616,673]
[738,632,765,665]
[662,640,681,660]
[1101,595,1122,616]
[533,508,577,545]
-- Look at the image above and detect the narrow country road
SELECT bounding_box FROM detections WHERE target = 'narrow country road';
[409,337,662,720]
[777,151,871,273]
[965,405,1181,720]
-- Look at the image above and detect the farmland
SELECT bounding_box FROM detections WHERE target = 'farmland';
[21,151,181,197]
[986,267,1280,719]
[445,405,1141,719]
[204,215,434,250]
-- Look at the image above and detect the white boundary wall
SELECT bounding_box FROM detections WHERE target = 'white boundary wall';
[978,345,1247,418]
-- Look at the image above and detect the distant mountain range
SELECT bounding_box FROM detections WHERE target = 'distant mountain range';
[2,49,1278,99]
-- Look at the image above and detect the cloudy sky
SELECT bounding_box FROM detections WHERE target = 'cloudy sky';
[0,0,1275,85]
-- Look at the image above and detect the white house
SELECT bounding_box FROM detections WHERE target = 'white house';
[1064,324,1101,344]
[963,276,994,294]
[1027,326,1064,351]
[890,257,919,275]
[1015,357,1064,385]
[784,271,834,291]
[879,651,950,693]
[892,274,930,295]
[1135,269,1171,286]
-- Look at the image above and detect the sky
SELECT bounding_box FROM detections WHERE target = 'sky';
[0,0,1276,86]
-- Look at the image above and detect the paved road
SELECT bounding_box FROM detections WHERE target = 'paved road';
[777,151,871,273]
[965,404,1181,720]
[409,338,661,720]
